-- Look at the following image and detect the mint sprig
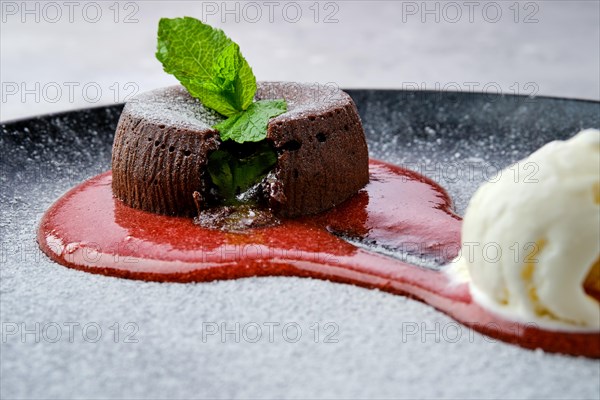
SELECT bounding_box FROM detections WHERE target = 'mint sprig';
[156,17,256,117]
[156,17,287,205]
[156,16,287,141]
[214,99,287,143]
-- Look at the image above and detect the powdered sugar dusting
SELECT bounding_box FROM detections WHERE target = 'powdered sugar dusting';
[124,82,350,130]
[257,81,350,121]
[124,85,224,130]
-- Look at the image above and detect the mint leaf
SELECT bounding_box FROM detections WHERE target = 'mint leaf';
[156,17,256,116]
[213,42,256,111]
[214,99,287,143]
[207,141,277,204]
[206,150,234,200]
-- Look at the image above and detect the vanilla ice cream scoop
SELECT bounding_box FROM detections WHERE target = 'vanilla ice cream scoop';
[450,129,600,330]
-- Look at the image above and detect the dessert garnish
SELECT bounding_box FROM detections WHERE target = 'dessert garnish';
[110,17,369,229]
[157,16,287,210]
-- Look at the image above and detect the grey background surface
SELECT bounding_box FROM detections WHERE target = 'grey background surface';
[1,0,599,121]
[1,1,600,399]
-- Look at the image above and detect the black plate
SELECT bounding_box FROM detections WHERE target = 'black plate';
[1,91,599,399]
[3,90,599,218]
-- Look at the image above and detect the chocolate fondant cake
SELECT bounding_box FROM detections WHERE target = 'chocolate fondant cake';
[112,81,369,218]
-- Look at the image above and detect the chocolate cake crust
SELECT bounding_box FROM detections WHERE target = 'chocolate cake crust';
[258,82,369,217]
[111,86,223,216]
[111,82,369,218]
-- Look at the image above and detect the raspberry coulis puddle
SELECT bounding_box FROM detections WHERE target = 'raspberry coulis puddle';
[38,160,600,358]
